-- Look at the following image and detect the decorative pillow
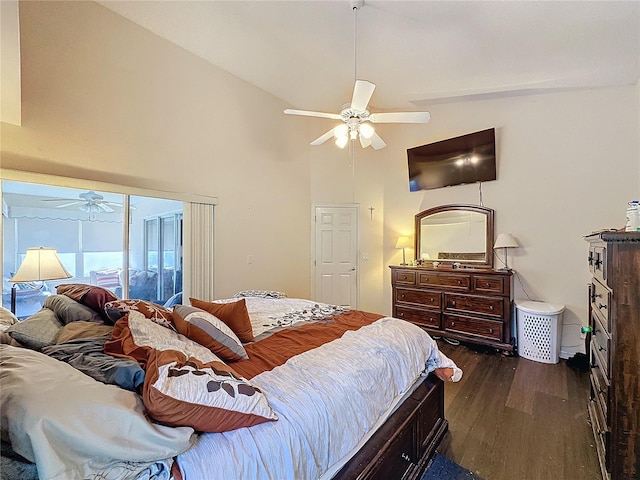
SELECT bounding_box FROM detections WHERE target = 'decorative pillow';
[0,306,18,331]
[56,283,118,321]
[56,321,114,344]
[173,305,248,362]
[189,297,254,343]
[5,308,63,350]
[93,269,121,289]
[104,299,174,330]
[232,290,288,299]
[0,344,194,480]
[143,348,277,432]
[44,294,104,324]
[104,310,217,369]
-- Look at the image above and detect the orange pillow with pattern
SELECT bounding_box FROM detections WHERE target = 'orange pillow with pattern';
[189,298,254,343]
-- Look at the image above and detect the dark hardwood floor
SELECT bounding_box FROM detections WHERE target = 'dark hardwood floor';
[435,341,601,480]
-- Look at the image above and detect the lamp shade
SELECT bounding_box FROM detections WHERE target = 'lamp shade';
[395,236,412,249]
[10,247,72,283]
[493,233,518,250]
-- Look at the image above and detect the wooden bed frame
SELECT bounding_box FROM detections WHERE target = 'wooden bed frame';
[334,374,447,480]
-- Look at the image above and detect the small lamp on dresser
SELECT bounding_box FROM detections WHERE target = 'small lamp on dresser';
[493,233,519,270]
[395,236,412,265]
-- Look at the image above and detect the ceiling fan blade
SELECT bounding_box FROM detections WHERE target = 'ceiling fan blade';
[310,128,336,146]
[359,135,372,149]
[368,112,431,123]
[350,80,376,111]
[370,132,387,150]
[53,201,82,208]
[99,203,115,213]
[284,109,342,120]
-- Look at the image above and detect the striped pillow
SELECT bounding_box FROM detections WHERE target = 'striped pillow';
[172,306,248,362]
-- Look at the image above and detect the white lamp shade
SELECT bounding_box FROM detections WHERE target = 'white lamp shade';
[395,236,412,249]
[10,247,72,282]
[493,233,519,249]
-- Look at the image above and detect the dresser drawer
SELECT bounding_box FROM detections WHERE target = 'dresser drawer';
[589,245,607,285]
[393,269,416,286]
[591,313,611,376]
[590,366,609,419]
[395,288,441,308]
[443,314,503,341]
[588,396,610,474]
[417,272,470,291]
[444,293,505,319]
[367,416,416,480]
[395,306,441,329]
[590,279,611,331]
[472,275,506,295]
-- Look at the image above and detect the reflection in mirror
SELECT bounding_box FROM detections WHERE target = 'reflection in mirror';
[415,204,494,268]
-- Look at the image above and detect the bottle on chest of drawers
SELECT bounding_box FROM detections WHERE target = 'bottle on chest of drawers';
[390,266,514,353]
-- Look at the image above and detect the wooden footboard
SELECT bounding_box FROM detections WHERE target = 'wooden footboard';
[333,374,447,480]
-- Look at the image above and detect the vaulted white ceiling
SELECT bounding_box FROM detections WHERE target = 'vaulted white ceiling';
[97,0,639,114]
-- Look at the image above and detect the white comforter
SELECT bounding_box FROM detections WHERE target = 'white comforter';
[177,313,460,480]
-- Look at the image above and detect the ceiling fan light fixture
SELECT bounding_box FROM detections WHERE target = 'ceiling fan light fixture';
[335,135,349,149]
[359,123,374,139]
[333,124,348,138]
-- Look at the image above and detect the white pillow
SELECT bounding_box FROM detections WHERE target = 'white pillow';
[0,344,195,480]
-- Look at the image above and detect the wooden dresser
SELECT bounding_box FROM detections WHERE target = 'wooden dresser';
[390,266,514,353]
[585,231,640,480]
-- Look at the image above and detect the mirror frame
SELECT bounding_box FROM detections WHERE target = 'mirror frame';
[414,204,495,269]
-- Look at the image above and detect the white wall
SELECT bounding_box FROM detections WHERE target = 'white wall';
[311,84,640,357]
[2,2,638,358]
[1,1,313,300]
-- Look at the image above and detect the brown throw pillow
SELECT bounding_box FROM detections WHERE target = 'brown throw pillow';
[189,298,254,343]
[56,284,118,322]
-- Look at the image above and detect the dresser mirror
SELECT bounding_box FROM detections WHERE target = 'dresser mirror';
[414,204,494,268]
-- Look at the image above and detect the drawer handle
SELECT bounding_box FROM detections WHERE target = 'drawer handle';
[588,252,594,265]
[451,301,456,307]
[598,346,605,352]
[400,294,405,299]
[398,312,404,317]
[450,321,455,327]
[598,303,607,310]
[457,280,462,285]
[488,328,494,334]
[430,298,434,302]
[401,453,411,462]
[489,305,494,311]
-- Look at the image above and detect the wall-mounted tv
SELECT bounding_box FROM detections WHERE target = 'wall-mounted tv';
[408,128,496,192]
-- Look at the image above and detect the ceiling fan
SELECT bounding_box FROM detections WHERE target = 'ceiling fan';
[283,0,431,150]
[43,191,121,213]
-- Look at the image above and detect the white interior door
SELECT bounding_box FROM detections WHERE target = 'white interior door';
[312,205,358,308]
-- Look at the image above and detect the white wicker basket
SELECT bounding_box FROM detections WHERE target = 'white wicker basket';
[516,300,565,364]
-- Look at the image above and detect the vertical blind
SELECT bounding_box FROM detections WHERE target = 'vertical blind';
[183,202,215,301]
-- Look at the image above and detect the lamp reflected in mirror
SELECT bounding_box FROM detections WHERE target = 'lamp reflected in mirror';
[9,247,72,314]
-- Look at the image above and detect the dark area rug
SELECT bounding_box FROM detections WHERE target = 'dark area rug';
[421,454,484,480]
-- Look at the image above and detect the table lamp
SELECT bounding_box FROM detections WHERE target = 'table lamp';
[493,234,519,270]
[395,236,412,265]
[9,247,72,314]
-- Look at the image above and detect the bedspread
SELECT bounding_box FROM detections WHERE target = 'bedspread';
[177,315,459,480]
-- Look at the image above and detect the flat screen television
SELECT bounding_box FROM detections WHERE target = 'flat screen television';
[408,128,496,192]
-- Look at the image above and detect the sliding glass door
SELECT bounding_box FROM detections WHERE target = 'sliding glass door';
[2,180,183,318]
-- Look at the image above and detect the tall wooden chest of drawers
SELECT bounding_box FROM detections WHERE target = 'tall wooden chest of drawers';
[390,266,514,353]
[585,231,640,480]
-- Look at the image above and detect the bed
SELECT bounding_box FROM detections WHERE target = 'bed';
[0,285,461,480]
